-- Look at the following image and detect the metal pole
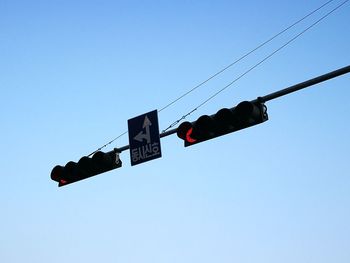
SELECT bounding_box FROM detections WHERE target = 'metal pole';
[256,65,350,103]
[115,65,350,154]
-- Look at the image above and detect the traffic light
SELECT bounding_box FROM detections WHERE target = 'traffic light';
[51,150,122,187]
[177,100,268,146]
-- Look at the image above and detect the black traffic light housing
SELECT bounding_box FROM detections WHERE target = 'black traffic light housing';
[51,150,122,187]
[177,100,268,146]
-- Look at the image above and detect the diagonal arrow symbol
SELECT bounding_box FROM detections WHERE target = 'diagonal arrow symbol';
[134,115,152,143]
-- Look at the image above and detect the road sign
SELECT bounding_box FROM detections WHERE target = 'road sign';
[128,110,162,166]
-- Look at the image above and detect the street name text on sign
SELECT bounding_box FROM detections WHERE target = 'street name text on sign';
[127,110,162,166]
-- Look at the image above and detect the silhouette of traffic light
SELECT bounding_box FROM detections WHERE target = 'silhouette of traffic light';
[177,101,268,146]
[51,150,122,187]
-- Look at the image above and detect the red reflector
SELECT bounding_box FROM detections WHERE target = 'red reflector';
[186,128,197,143]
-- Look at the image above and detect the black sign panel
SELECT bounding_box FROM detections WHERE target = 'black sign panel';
[128,110,162,166]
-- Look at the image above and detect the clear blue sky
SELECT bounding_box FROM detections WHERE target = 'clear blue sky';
[1,1,350,262]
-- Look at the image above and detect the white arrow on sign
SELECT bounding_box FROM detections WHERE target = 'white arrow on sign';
[133,115,152,143]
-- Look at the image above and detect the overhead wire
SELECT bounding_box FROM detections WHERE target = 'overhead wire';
[88,0,345,156]
[162,0,349,132]
[157,0,335,113]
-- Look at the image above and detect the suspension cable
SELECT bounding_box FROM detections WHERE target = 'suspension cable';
[158,0,335,113]
[162,0,349,132]
[88,0,345,156]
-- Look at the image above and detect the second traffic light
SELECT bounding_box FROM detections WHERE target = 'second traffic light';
[50,150,122,187]
[177,101,268,147]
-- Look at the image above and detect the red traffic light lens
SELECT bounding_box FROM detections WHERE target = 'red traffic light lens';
[185,128,197,143]
[177,122,197,143]
[51,165,64,182]
[59,179,68,186]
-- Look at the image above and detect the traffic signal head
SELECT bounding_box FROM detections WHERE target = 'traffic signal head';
[51,150,122,187]
[177,101,268,146]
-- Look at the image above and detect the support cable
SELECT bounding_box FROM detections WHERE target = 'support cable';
[158,0,335,113]
[162,0,349,133]
[88,0,345,156]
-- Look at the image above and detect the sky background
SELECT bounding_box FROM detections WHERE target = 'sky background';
[1,0,350,262]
